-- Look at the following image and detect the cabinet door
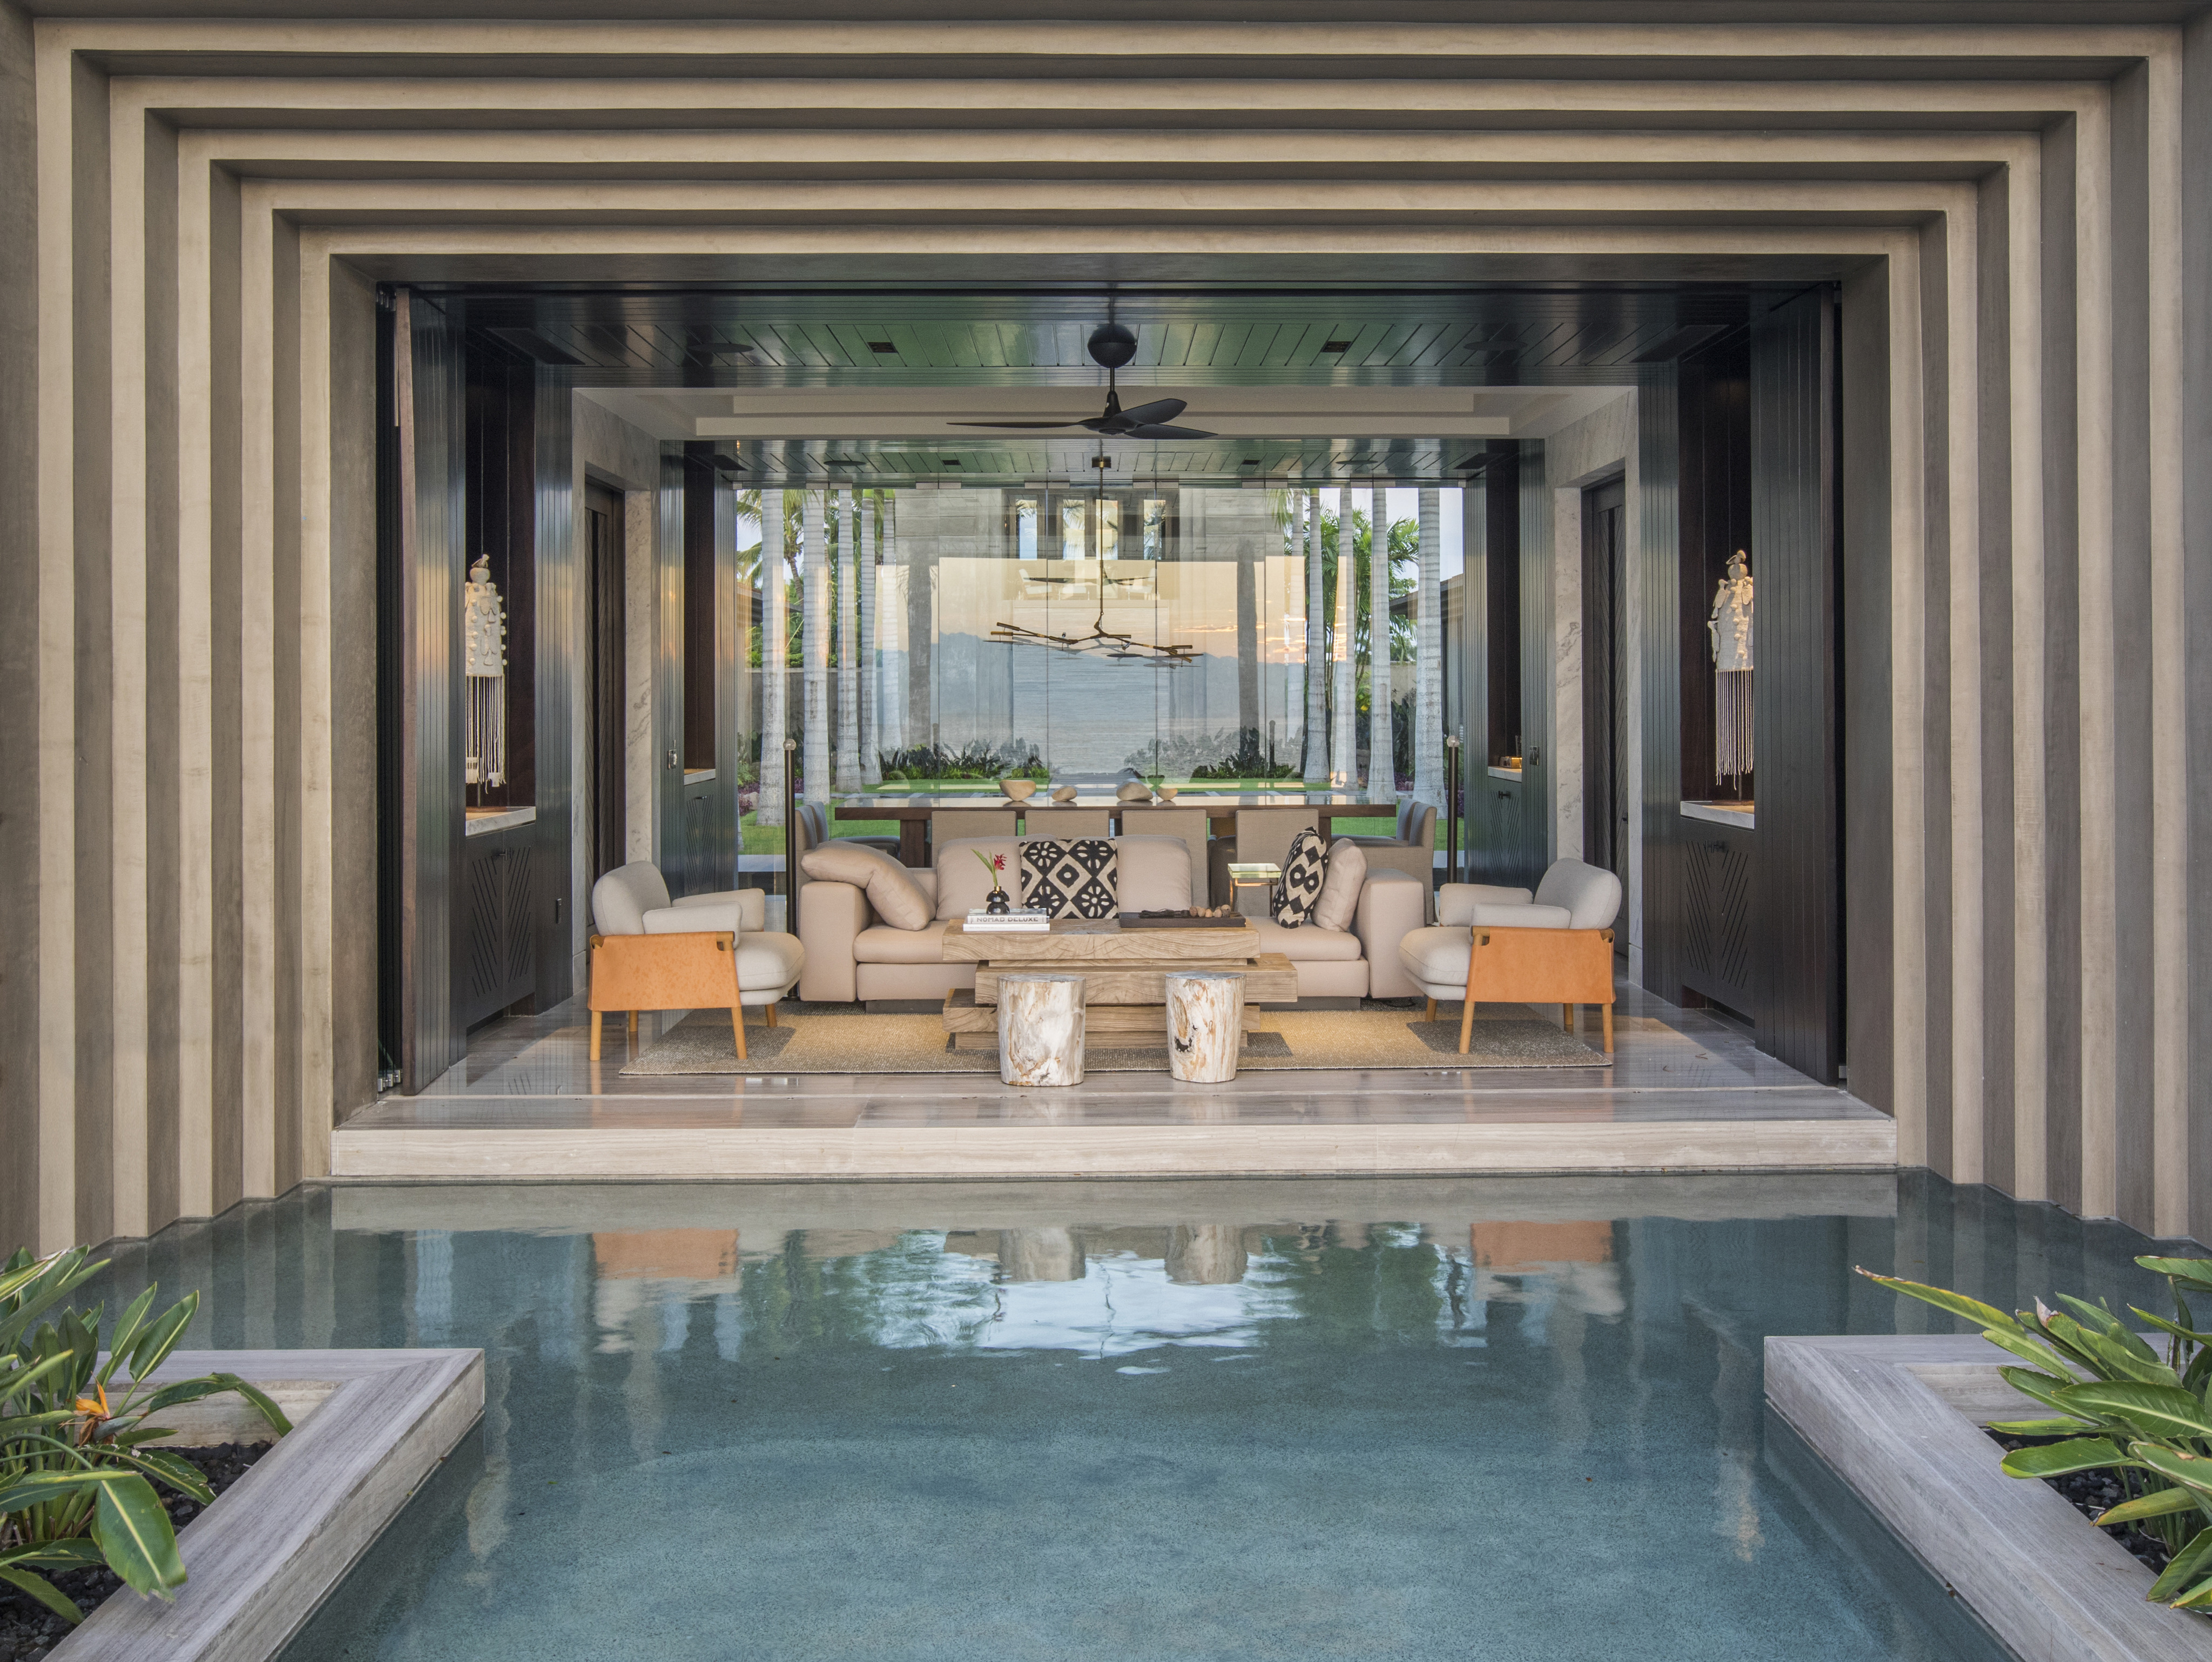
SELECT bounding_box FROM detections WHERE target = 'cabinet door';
[1680,831,1757,1019]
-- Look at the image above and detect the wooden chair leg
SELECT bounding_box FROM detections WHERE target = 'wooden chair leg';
[1602,1004,1614,1054]
[732,1004,747,1061]
[1458,991,1477,1054]
[1424,998,1437,1024]
[765,1002,778,1028]
[589,1010,602,1061]
[626,1010,638,1038]
[1562,1003,1574,1032]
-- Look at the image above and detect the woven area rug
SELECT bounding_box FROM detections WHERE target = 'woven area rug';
[618,1001,1610,1075]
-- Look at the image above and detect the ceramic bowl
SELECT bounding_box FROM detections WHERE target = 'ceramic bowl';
[1154,785,1179,804]
[1051,785,1078,803]
[999,777,1038,802]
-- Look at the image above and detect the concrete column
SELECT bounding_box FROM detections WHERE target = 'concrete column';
[859,490,881,785]
[801,490,829,804]
[1331,485,1357,788]
[1414,487,1443,804]
[834,487,862,793]
[756,489,785,827]
[1304,488,1327,784]
[1368,482,1395,804]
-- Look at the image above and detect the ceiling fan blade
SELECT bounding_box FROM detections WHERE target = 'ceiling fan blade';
[947,420,1084,429]
[1116,398,1188,426]
[1124,422,1215,440]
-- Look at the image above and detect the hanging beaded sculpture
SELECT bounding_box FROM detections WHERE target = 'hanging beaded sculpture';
[463,555,508,790]
[1708,549,1754,786]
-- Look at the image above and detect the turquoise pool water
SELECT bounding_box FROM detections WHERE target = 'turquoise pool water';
[79,1173,2181,1660]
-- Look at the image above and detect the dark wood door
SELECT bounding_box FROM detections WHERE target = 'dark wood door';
[1582,477,1628,915]
[584,483,626,886]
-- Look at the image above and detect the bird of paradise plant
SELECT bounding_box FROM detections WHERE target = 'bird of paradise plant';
[0,1246,291,1625]
[1862,1253,2212,1610]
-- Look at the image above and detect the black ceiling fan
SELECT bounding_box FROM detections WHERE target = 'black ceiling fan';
[950,322,1216,440]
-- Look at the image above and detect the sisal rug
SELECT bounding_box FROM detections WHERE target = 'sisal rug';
[617,1000,1610,1075]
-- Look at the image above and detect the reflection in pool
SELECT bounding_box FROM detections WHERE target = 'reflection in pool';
[73,1174,2173,1661]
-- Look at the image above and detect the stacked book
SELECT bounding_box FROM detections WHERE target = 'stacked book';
[963,908,1052,932]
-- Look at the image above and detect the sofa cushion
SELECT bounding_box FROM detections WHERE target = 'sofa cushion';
[1465,902,1575,930]
[1274,829,1326,926]
[734,931,805,997]
[1533,859,1623,929]
[1021,837,1119,919]
[1438,883,1534,926]
[934,838,1022,918]
[1111,836,1193,912]
[1398,925,1471,990]
[854,920,953,964]
[1246,917,1363,963]
[799,842,932,929]
[1312,837,1366,931]
[644,900,743,935]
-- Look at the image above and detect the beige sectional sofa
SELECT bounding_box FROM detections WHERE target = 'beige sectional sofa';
[797,833,1427,1005]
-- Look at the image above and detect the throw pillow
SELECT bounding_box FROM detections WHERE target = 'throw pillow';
[798,842,932,930]
[1311,837,1366,931]
[1020,838,1119,919]
[1274,828,1327,927]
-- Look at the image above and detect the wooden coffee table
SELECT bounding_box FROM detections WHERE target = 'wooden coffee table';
[941,917,1298,1050]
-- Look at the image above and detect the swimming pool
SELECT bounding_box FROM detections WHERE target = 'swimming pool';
[77,1173,2179,1660]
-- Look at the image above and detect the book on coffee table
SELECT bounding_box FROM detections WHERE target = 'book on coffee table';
[963,909,1051,931]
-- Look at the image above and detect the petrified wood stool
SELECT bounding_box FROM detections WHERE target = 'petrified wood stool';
[996,973,1087,1086]
[1165,970,1244,1082]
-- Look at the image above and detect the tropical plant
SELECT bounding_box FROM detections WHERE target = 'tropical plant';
[1862,1254,2212,1609]
[0,1246,291,1625]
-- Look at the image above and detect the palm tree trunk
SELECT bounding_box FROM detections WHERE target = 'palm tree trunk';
[1304,488,1328,784]
[835,487,862,793]
[1331,486,1357,788]
[802,491,830,804]
[757,490,787,825]
[1414,486,1443,805]
[1367,482,1395,804]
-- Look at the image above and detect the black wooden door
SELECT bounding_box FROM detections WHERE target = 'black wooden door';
[1582,477,1628,907]
[584,482,626,886]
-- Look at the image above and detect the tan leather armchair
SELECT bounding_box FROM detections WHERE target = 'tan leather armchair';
[587,862,803,1060]
[1395,859,1623,1053]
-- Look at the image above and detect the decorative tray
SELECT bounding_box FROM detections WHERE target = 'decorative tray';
[1117,912,1251,930]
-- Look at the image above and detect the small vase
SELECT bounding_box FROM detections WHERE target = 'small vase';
[986,888,1012,914]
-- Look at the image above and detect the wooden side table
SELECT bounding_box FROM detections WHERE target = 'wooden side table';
[941,917,1295,1051]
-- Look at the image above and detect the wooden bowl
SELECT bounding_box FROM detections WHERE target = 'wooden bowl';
[998,777,1038,802]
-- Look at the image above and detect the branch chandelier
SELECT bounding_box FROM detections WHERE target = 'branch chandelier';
[982,319,1197,666]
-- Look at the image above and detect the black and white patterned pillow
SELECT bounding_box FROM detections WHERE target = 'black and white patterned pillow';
[1274,829,1327,927]
[1020,838,1119,919]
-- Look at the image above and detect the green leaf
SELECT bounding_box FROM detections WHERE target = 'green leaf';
[2045,1315,2179,1385]
[2000,1366,2090,1419]
[88,1472,185,1600]
[2150,1526,2212,1603]
[1855,1269,2023,1335]
[2098,1485,2207,1527]
[96,1286,159,1387]
[2128,1307,2212,1348]
[204,1372,292,1436]
[125,1447,213,1504]
[0,1564,86,1626]
[2000,1437,2126,1479]
[2139,1257,2212,1289]
[2056,1382,2212,1441]
[1974,1325,2080,1380]
[1987,1418,2096,1436]
[124,1294,197,1383]
[0,1540,108,1572]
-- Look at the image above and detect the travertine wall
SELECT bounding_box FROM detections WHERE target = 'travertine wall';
[3,4,2209,1250]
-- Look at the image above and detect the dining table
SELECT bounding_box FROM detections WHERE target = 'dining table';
[832,791,1399,867]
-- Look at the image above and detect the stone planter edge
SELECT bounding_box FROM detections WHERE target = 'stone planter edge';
[48,1347,485,1662]
[1765,1333,2211,1662]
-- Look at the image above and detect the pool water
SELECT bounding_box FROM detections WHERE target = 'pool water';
[78,1173,2183,1661]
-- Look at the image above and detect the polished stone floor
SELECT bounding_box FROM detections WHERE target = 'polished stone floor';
[69,1171,2173,1662]
[353,980,1879,1130]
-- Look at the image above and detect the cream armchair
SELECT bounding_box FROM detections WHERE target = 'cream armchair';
[1396,859,1622,1054]
[587,862,804,1060]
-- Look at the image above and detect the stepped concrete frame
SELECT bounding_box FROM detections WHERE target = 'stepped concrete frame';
[2,4,2209,1252]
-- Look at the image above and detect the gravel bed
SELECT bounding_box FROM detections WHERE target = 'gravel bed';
[1988,1431,2175,1576]
[0,1443,267,1662]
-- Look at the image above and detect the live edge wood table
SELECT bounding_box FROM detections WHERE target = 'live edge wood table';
[940,916,1297,1051]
